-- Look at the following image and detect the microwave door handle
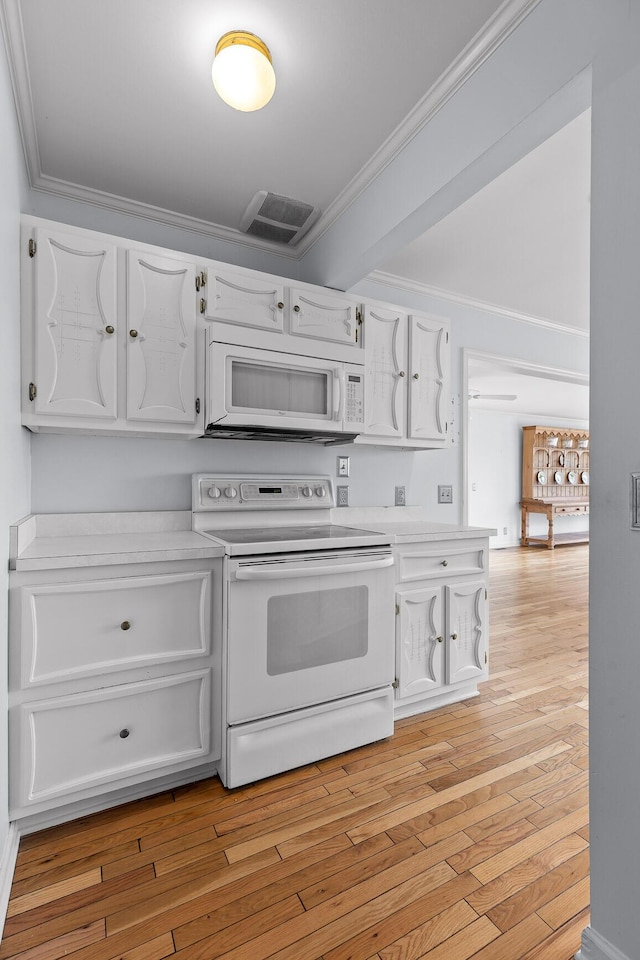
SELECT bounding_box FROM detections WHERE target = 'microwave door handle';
[235,555,394,580]
[332,369,344,421]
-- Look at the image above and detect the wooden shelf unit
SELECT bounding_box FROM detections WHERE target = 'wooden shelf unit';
[520,425,589,549]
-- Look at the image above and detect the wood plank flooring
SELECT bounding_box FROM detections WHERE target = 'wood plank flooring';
[0,544,589,960]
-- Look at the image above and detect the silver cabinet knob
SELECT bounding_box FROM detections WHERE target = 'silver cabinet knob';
[129,329,138,339]
[120,620,131,631]
[119,729,130,739]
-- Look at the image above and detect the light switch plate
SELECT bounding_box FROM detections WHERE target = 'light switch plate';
[438,484,453,504]
[337,456,350,477]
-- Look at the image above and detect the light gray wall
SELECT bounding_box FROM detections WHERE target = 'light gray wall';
[0,20,31,927]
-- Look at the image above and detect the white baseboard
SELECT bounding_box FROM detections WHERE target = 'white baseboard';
[576,926,634,960]
[0,824,19,941]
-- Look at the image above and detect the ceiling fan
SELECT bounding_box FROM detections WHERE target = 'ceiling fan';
[468,392,518,401]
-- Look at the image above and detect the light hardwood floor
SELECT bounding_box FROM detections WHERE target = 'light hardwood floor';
[0,544,589,960]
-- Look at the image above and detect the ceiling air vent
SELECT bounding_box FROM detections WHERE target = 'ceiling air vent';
[239,191,320,245]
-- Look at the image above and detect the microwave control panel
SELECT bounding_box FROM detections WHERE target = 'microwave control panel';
[345,371,364,425]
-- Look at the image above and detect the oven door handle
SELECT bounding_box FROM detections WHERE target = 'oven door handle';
[234,555,394,580]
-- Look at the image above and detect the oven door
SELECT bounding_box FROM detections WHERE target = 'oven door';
[226,548,395,724]
[207,342,364,433]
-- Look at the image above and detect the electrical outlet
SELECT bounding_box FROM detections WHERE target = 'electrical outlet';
[336,456,350,477]
[336,485,349,507]
[395,486,406,506]
[503,526,508,536]
[438,484,453,504]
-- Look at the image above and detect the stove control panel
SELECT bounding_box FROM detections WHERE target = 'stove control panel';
[193,475,334,510]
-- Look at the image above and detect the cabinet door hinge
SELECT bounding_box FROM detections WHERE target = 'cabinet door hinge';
[28,238,36,258]
[195,398,201,415]
[195,271,206,292]
[28,382,37,401]
[392,678,399,689]
[199,298,206,315]
[485,588,488,600]
[395,603,399,615]
[446,330,449,343]
[485,652,488,664]
[356,306,363,324]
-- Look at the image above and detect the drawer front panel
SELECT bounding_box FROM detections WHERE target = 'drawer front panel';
[13,671,211,805]
[553,504,588,515]
[397,542,486,584]
[20,571,211,686]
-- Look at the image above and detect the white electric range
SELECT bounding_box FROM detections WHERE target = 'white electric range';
[192,475,395,788]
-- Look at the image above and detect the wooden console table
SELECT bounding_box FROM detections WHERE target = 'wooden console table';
[520,498,589,549]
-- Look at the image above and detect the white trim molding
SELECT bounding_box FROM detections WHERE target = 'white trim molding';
[576,926,634,960]
[369,270,590,340]
[0,824,19,941]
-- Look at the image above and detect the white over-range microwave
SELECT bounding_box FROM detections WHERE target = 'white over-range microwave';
[205,341,365,443]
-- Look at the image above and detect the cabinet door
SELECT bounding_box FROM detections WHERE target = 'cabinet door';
[31,226,117,419]
[445,580,487,685]
[407,314,449,445]
[126,250,199,425]
[204,265,285,333]
[289,286,360,347]
[361,304,408,438]
[397,587,445,699]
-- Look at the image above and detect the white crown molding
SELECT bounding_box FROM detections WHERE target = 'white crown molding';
[0,0,40,183]
[368,269,590,340]
[1,0,541,259]
[30,175,299,264]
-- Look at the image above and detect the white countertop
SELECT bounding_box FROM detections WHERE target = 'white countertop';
[10,511,226,571]
[9,506,495,571]
[336,506,496,543]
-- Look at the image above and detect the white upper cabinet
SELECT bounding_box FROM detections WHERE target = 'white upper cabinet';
[407,314,449,445]
[126,249,199,426]
[201,265,285,334]
[29,225,118,421]
[22,219,204,437]
[360,303,407,440]
[358,306,450,449]
[289,286,360,347]
[199,261,362,362]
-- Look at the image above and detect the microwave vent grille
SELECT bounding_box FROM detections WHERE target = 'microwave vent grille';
[240,191,320,246]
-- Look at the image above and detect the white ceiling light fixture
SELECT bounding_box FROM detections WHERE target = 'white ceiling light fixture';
[212,31,276,112]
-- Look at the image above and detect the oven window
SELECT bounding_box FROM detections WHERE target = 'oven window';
[231,361,329,416]
[267,585,368,675]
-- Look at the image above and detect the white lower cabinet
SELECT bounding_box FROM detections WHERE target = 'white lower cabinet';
[394,538,489,717]
[9,559,222,823]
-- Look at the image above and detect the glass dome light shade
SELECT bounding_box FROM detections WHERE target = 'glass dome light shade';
[212,31,276,112]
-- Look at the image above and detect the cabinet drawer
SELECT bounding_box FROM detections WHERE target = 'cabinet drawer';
[397,542,486,584]
[11,670,211,807]
[17,570,211,687]
[553,504,589,515]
